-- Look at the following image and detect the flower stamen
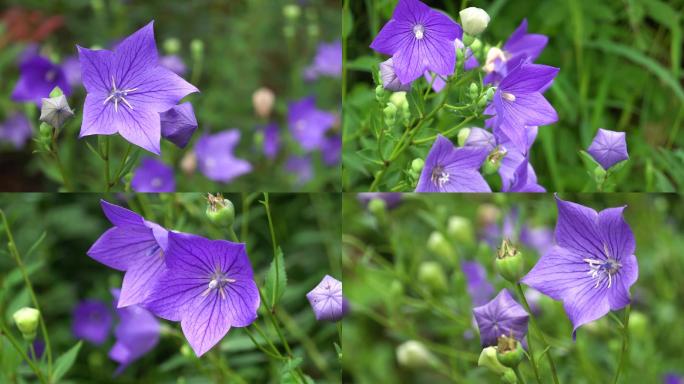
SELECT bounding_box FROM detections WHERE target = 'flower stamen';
[104,76,138,112]
[430,165,450,187]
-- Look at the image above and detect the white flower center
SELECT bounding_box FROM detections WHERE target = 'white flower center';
[103,76,138,112]
[202,271,237,299]
[502,92,516,102]
[151,178,163,188]
[584,253,621,289]
[413,24,425,40]
[431,165,450,187]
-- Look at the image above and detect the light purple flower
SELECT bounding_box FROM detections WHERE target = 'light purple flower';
[473,289,529,347]
[484,19,548,85]
[88,200,169,308]
[62,56,82,87]
[664,374,684,384]
[288,97,336,151]
[521,196,639,338]
[462,261,494,307]
[77,21,198,154]
[159,55,187,76]
[357,193,403,209]
[587,128,628,169]
[262,123,280,160]
[131,157,176,192]
[195,130,252,183]
[306,275,348,322]
[109,289,160,375]
[304,41,342,80]
[322,134,342,166]
[11,55,72,105]
[415,135,490,192]
[72,300,112,345]
[0,112,32,149]
[285,155,313,185]
[160,102,198,149]
[143,232,260,356]
[380,58,412,92]
[370,0,462,84]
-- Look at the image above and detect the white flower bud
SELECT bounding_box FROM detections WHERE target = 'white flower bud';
[460,7,490,35]
[252,87,275,118]
[13,307,40,341]
[396,340,435,368]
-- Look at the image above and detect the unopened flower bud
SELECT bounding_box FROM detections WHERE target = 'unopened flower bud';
[375,85,388,103]
[447,216,474,246]
[470,38,482,53]
[496,335,524,368]
[389,280,404,298]
[484,47,506,73]
[13,307,40,341]
[457,128,471,147]
[460,7,490,35]
[496,239,524,283]
[163,38,181,55]
[389,91,408,111]
[180,151,197,175]
[190,39,204,60]
[252,87,275,118]
[49,86,64,98]
[594,166,607,184]
[40,94,74,129]
[478,346,508,375]
[418,261,448,292]
[307,24,320,38]
[485,87,495,101]
[456,48,465,65]
[427,231,454,261]
[368,198,387,218]
[180,344,194,358]
[411,158,424,173]
[628,311,647,338]
[469,83,479,100]
[396,340,435,368]
[383,103,397,126]
[501,369,518,384]
[283,4,301,20]
[206,193,235,227]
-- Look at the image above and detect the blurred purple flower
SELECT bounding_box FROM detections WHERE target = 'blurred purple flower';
[109,289,160,375]
[322,134,342,166]
[357,193,403,209]
[462,261,494,306]
[664,374,684,384]
[144,232,259,356]
[195,130,252,183]
[88,200,169,307]
[473,289,529,347]
[522,196,638,338]
[288,97,336,151]
[306,275,348,322]
[77,21,198,154]
[285,155,313,185]
[484,19,548,85]
[11,55,71,105]
[262,123,280,160]
[160,102,198,148]
[587,128,628,169]
[304,41,342,80]
[72,300,112,345]
[380,58,412,92]
[415,135,490,192]
[0,112,32,149]
[370,0,462,84]
[159,54,187,76]
[131,157,175,193]
[62,56,82,87]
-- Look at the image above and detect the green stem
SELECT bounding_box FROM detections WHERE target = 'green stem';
[0,321,47,384]
[111,143,133,189]
[261,193,279,310]
[104,136,111,192]
[50,130,73,191]
[514,367,528,384]
[341,0,349,108]
[244,327,286,360]
[612,305,631,384]
[516,283,559,384]
[413,116,475,145]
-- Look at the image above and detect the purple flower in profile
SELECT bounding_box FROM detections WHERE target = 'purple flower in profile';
[62,56,82,87]
[357,193,403,209]
[462,261,494,306]
[415,135,490,192]
[288,97,336,151]
[159,55,187,76]
[77,21,198,154]
[131,157,175,192]
[306,275,348,322]
[380,58,412,92]
[304,41,342,80]
[88,200,169,308]
[72,300,112,345]
[109,289,159,375]
[484,19,548,84]
[143,232,259,356]
[261,123,280,160]
[473,289,529,347]
[195,130,252,183]
[370,0,462,84]
[0,112,32,149]
[160,102,198,148]
[521,196,638,338]
[587,128,628,169]
[322,134,342,166]
[285,155,313,185]
[11,55,72,105]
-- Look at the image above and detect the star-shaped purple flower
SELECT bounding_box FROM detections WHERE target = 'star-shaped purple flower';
[160,102,198,149]
[11,55,72,105]
[370,0,462,84]
[195,130,252,183]
[484,19,549,84]
[304,41,342,80]
[0,112,32,149]
[143,232,260,356]
[521,196,638,338]
[72,300,112,345]
[415,135,490,192]
[306,275,348,322]
[587,128,628,169]
[131,157,176,192]
[473,289,529,347]
[462,261,494,307]
[88,200,169,308]
[77,21,198,154]
[109,289,160,375]
[288,97,336,151]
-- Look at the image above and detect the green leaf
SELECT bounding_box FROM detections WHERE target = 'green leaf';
[264,247,287,308]
[52,341,82,383]
[578,150,600,172]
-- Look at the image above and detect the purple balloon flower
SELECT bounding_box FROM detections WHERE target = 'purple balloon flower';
[143,232,260,356]
[462,261,494,307]
[304,41,342,80]
[285,155,313,185]
[77,21,198,154]
[288,97,336,151]
[380,58,412,92]
[484,19,549,85]
[473,289,529,347]
[0,112,32,149]
[370,0,462,84]
[415,135,490,192]
[159,55,187,76]
[587,128,628,169]
[322,134,342,166]
[357,193,403,209]
[195,130,252,183]
[72,300,113,345]
[88,200,169,308]
[109,289,159,375]
[306,275,348,322]
[521,196,639,338]
[131,157,176,193]
[262,123,280,160]
[160,102,198,149]
[11,55,72,105]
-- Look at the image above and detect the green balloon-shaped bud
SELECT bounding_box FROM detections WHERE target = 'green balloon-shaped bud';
[206,194,235,227]
[13,307,40,341]
[495,239,524,283]
[496,335,524,368]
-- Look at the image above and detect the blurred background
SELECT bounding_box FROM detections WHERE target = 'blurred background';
[342,193,684,383]
[0,193,341,382]
[0,0,341,192]
[343,0,684,191]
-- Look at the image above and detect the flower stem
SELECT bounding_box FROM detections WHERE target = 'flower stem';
[0,320,47,383]
[104,136,111,192]
[514,366,528,384]
[111,143,133,189]
[612,305,631,384]
[49,130,73,191]
[261,193,279,310]
[515,283,560,384]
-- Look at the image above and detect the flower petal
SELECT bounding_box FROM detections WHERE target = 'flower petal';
[113,21,159,89]
[500,64,559,94]
[116,107,162,155]
[80,92,119,137]
[598,206,636,261]
[77,46,113,93]
[608,254,638,310]
[563,278,610,339]
[521,245,590,301]
[554,196,605,260]
[181,293,232,356]
[125,67,199,114]
[142,268,205,322]
[118,246,166,307]
[87,227,158,271]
